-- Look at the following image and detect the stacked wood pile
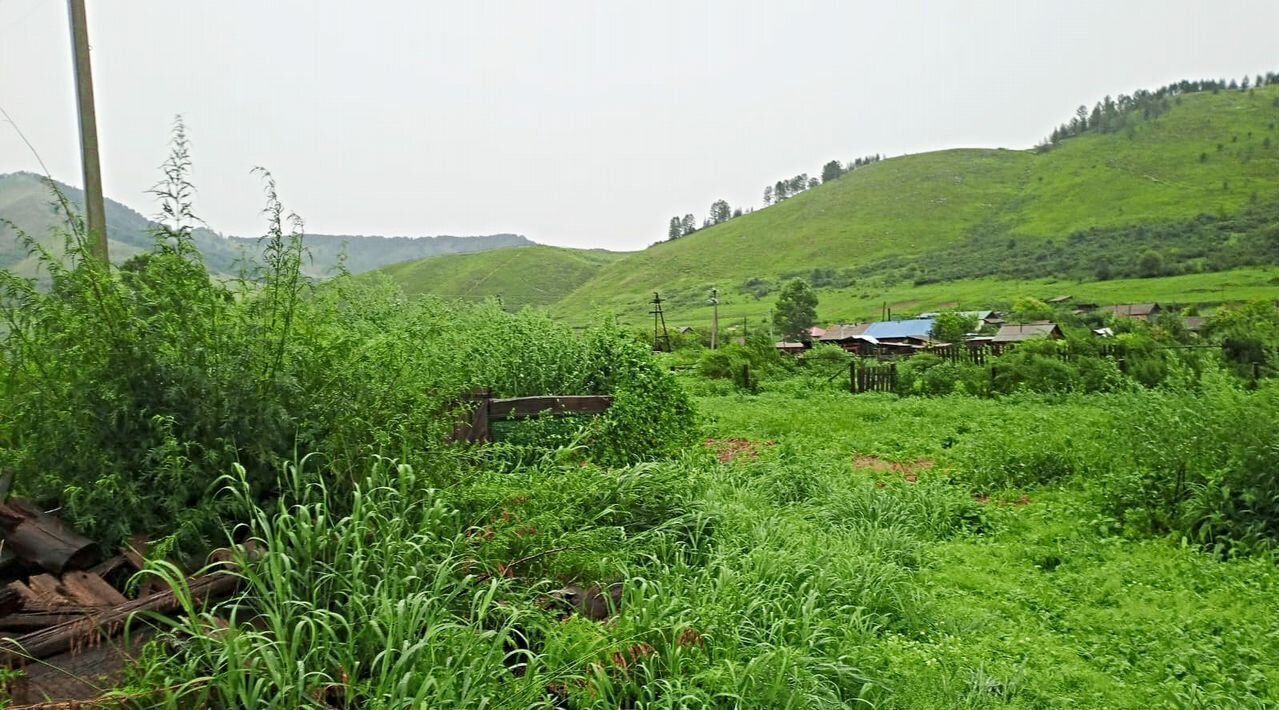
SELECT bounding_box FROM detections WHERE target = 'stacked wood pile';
[0,499,237,706]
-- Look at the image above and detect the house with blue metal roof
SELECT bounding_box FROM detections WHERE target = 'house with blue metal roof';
[862,318,936,343]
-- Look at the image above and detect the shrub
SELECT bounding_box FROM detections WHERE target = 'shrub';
[897,355,988,397]
[950,405,1106,491]
[1098,376,1279,556]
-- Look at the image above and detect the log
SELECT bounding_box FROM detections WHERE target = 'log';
[0,571,239,666]
[0,502,97,574]
[0,612,87,632]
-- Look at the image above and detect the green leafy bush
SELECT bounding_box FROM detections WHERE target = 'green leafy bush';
[1098,375,1279,555]
[897,354,989,396]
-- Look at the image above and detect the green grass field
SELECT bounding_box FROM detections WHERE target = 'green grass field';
[697,386,1279,707]
[646,267,1279,329]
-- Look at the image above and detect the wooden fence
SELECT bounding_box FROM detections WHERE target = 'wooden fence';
[931,341,1132,364]
[929,344,991,364]
[850,362,897,394]
[450,389,614,443]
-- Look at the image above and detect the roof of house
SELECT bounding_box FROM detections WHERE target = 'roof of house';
[1183,316,1207,331]
[992,323,1062,343]
[1046,295,1072,303]
[775,341,806,349]
[818,323,870,341]
[807,326,827,339]
[1101,303,1160,317]
[863,318,935,341]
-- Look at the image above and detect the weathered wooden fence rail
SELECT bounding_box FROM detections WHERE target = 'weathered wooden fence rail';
[850,362,897,394]
[929,344,991,365]
[450,389,614,443]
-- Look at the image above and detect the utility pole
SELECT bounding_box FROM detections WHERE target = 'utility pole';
[650,292,671,353]
[709,288,719,350]
[67,0,108,263]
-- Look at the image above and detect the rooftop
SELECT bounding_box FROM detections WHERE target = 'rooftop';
[992,323,1062,343]
[864,318,936,341]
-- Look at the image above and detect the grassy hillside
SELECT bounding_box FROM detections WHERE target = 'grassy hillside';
[549,85,1279,324]
[376,245,625,307]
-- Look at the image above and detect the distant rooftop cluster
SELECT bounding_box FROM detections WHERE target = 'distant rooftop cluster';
[777,298,1213,358]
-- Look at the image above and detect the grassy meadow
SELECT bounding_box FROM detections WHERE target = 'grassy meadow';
[111,372,1279,708]
[698,387,1279,707]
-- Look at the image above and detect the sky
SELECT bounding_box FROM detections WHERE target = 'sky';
[2,1,1278,251]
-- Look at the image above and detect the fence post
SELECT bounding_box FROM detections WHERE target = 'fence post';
[450,388,493,443]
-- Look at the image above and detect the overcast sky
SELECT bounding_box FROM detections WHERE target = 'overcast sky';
[2,1,1277,250]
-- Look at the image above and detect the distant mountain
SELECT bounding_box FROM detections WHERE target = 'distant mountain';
[0,172,533,282]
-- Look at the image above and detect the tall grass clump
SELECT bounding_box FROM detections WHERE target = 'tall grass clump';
[1098,372,1279,556]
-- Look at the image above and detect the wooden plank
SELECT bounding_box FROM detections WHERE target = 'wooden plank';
[59,571,126,607]
[5,581,43,610]
[26,575,72,609]
[488,395,613,421]
[449,389,493,444]
[0,572,238,666]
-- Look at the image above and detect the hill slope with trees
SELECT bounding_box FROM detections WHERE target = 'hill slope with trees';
[546,81,1279,323]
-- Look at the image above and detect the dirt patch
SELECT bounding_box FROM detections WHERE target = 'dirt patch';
[705,438,775,464]
[853,454,934,483]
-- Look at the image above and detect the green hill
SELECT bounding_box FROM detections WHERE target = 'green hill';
[543,85,1279,325]
[376,245,625,308]
[0,172,533,282]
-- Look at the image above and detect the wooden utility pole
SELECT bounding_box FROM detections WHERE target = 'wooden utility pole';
[650,293,671,353]
[67,0,108,263]
[709,288,719,350]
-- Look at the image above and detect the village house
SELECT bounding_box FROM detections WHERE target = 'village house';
[1100,303,1162,321]
[817,324,873,353]
[991,322,1064,343]
[863,318,936,345]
